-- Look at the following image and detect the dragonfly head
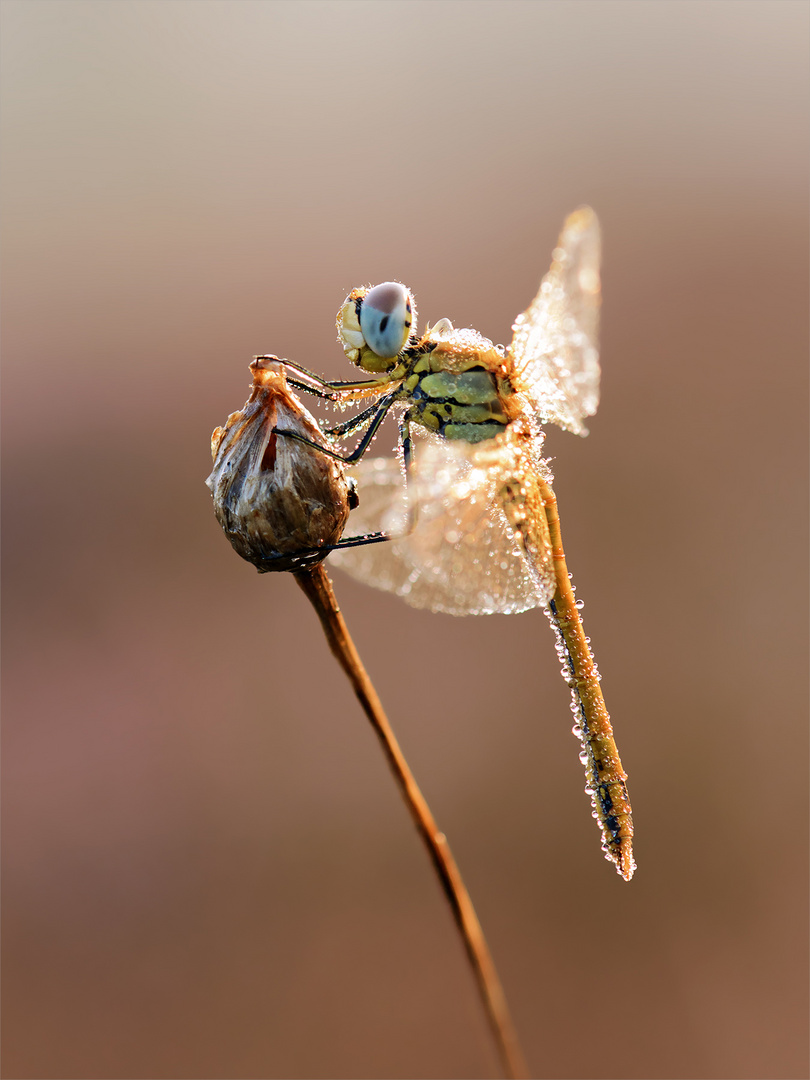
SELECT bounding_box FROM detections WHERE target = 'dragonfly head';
[337,282,416,372]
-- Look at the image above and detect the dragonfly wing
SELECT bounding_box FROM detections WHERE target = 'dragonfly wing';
[331,434,554,615]
[328,455,417,598]
[510,206,601,435]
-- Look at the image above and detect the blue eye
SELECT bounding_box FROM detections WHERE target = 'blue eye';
[359,281,415,358]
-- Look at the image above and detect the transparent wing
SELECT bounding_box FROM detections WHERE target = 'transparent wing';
[509,206,601,436]
[330,432,555,616]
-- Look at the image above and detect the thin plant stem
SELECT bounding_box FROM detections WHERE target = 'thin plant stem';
[294,562,530,1080]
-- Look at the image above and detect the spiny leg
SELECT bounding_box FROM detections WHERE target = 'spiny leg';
[258,355,395,396]
[325,397,390,440]
[285,377,340,402]
[400,413,414,474]
[395,413,420,535]
[256,529,391,570]
[273,390,400,464]
[269,395,403,555]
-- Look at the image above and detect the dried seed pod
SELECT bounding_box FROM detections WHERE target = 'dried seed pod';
[206,356,351,572]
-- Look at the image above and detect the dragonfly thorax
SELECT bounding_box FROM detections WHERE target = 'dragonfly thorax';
[397,326,516,446]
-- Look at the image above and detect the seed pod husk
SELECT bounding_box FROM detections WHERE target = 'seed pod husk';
[206,356,350,572]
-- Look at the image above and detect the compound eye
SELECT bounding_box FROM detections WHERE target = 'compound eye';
[359,281,414,359]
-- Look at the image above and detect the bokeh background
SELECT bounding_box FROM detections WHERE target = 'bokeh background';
[2,2,807,1078]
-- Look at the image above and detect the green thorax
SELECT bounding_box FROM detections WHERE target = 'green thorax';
[393,330,512,444]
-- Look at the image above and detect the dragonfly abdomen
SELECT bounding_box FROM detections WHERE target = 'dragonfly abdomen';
[540,479,636,881]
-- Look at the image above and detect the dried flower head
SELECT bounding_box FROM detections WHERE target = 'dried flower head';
[206,356,351,572]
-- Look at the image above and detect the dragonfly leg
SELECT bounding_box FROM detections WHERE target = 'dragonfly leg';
[324,396,389,439]
[270,428,352,463]
[260,355,395,396]
[273,392,399,464]
[255,529,391,571]
[393,413,421,534]
[285,377,339,402]
[400,414,413,474]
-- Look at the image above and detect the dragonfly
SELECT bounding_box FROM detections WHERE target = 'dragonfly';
[268,208,635,880]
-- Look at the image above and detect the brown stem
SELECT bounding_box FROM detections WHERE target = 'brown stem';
[294,563,530,1080]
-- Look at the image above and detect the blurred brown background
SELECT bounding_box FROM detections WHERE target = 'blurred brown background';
[2,2,807,1078]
